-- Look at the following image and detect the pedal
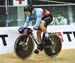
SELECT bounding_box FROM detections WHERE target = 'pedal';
[37,44,43,51]
[45,37,52,46]
[34,49,39,54]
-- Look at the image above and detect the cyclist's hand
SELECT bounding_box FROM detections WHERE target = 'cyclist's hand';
[18,27,27,33]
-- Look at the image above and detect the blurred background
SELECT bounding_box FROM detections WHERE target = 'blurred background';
[0,0,75,27]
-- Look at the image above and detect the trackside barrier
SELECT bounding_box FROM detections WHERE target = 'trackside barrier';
[0,25,75,54]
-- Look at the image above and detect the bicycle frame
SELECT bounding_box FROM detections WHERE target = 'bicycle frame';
[14,28,62,59]
[22,28,54,48]
[29,33,39,45]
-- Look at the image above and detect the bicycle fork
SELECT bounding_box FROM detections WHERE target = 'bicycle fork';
[29,34,39,45]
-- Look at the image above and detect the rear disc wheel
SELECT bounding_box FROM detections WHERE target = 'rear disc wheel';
[44,34,62,57]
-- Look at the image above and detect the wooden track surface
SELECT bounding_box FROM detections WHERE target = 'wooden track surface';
[0,49,75,63]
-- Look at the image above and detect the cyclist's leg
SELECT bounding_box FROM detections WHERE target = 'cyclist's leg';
[40,16,53,37]
[34,30,43,53]
[35,16,52,51]
[36,30,42,44]
[40,22,48,37]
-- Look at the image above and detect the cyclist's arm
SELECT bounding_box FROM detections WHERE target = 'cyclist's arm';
[23,16,31,28]
[34,11,42,27]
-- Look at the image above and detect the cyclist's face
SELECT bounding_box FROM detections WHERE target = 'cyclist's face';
[25,11,31,16]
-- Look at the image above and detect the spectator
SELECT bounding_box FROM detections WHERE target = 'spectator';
[53,13,68,25]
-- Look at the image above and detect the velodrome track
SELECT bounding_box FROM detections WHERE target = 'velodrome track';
[0,49,75,63]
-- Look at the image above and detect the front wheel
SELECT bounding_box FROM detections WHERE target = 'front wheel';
[44,34,62,57]
[14,35,34,59]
